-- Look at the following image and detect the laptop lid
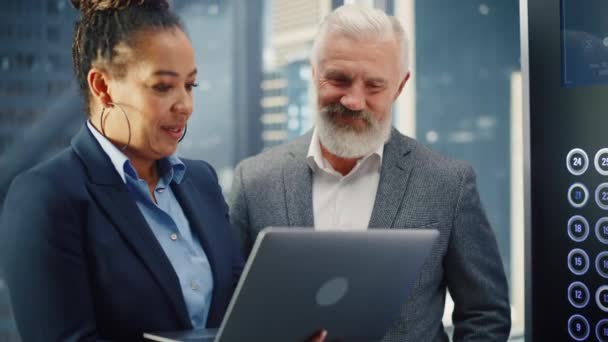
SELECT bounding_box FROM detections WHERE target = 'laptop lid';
[215,227,439,342]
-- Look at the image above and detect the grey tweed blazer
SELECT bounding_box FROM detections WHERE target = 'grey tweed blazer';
[229,128,511,342]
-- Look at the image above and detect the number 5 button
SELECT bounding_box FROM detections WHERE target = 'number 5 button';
[567,148,589,175]
[595,148,608,175]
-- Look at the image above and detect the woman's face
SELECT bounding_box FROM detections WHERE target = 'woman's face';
[101,27,197,162]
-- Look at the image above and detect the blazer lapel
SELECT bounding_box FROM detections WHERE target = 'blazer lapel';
[369,129,416,229]
[71,125,191,328]
[283,134,314,227]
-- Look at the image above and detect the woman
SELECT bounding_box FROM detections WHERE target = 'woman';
[1,1,242,340]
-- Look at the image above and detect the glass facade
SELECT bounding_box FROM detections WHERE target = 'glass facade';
[0,0,80,200]
[284,60,313,140]
[1,2,80,340]
[174,0,237,189]
[415,0,520,283]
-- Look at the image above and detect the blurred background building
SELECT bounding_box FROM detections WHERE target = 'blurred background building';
[0,0,81,205]
[0,2,79,340]
[260,0,326,149]
[0,0,523,340]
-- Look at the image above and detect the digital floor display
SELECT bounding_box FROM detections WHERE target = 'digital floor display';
[561,0,608,87]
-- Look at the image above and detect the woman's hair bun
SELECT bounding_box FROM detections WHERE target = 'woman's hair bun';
[70,0,168,15]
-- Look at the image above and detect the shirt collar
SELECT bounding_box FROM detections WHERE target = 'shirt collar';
[86,120,186,184]
[306,127,384,175]
[158,154,186,185]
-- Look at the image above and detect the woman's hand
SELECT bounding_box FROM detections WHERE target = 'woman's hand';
[306,329,327,342]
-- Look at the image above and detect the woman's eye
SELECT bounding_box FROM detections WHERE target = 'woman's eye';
[186,82,199,92]
[153,84,172,92]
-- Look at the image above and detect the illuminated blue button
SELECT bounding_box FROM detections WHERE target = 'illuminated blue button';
[567,148,589,175]
[568,281,590,308]
[597,319,608,342]
[568,215,589,242]
[595,148,608,176]
[568,249,590,275]
[597,183,608,210]
[596,252,608,279]
[568,314,590,341]
[568,183,589,208]
[596,217,608,244]
[596,285,608,313]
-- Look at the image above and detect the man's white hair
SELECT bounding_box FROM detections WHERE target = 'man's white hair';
[310,4,410,77]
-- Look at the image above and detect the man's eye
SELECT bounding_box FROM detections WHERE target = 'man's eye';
[330,78,349,86]
[366,81,386,91]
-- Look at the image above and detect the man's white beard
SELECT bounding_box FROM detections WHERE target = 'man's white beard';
[315,103,392,159]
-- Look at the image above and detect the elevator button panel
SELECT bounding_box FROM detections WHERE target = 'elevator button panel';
[566,148,608,339]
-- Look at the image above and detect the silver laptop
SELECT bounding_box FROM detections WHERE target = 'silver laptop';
[145,227,439,342]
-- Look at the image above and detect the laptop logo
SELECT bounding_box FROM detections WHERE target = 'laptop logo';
[316,277,349,306]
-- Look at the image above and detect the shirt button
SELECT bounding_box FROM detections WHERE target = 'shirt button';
[170,233,178,241]
[191,281,199,291]
[157,188,165,193]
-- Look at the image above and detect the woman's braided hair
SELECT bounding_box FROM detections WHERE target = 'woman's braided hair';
[71,0,182,110]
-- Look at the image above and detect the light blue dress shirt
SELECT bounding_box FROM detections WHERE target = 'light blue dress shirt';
[87,121,214,328]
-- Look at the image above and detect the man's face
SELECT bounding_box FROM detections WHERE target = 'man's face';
[313,31,406,158]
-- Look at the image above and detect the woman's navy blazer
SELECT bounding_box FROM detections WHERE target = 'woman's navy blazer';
[0,125,244,341]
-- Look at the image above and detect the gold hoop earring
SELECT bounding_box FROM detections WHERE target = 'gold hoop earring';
[179,124,188,142]
[99,102,132,151]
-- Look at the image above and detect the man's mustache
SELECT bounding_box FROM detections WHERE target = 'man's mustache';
[320,103,373,126]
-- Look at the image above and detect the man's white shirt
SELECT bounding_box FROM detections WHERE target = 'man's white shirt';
[306,128,384,231]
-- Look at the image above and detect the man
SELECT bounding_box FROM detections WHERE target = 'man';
[229,4,511,341]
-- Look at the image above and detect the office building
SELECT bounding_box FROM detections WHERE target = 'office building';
[260,0,331,147]
[0,3,81,340]
[0,0,81,200]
